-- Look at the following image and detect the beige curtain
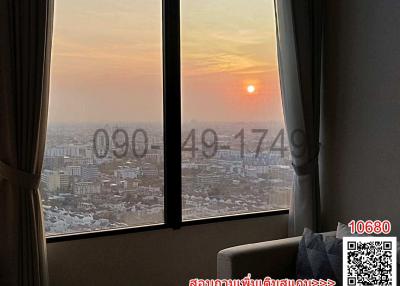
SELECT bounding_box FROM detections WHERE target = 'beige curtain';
[0,0,54,285]
[274,0,324,236]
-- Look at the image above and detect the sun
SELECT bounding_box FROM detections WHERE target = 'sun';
[247,84,256,94]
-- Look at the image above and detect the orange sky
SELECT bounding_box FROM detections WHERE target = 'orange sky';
[48,0,283,124]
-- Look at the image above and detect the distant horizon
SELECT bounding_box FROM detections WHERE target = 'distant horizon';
[49,0,282,124]
[47,119,286,126]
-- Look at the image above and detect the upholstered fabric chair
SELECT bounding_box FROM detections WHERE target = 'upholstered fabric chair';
[217,231,336,279]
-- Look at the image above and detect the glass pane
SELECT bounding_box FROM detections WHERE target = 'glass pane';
[41,0,163,235]
[181,0,293,220]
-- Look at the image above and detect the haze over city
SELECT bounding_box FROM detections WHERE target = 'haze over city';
[48,0,282,124]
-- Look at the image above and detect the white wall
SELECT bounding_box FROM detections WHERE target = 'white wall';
[47,214,288,286]
[320,0,400,235]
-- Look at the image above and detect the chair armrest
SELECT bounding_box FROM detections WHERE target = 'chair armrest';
[217,236,302,280]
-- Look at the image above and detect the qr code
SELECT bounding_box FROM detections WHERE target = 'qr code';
[344,237,397,286]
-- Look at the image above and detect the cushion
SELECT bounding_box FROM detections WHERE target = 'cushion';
[296,228,343,285]
[336,222,355,239]
[336,222,367,239]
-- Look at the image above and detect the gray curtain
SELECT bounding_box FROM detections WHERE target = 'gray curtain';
[0,0,54,285]
[274,0,324,236]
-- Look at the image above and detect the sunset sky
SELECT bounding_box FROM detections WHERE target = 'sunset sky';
[48,0,282,124]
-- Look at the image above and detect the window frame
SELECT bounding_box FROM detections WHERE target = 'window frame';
[46,0,289,243]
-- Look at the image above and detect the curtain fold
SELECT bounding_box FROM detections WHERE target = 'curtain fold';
[0,0,54,285]
[274,0,324,236]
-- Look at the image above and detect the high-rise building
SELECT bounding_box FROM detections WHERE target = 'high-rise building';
[65,165,82,177]
[41,170,70,192]
[82,164,100,181]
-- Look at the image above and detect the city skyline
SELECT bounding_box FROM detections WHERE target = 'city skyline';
[41,0,290,235]
[41,122,292,235]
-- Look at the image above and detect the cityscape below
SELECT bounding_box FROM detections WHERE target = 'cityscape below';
[40,121,293,236]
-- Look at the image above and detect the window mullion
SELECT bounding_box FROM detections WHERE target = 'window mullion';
[162,0,182,229]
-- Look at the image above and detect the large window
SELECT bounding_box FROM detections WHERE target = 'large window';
[181,0,292,220]
[41,0,164,235]
[42,0,292,237]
